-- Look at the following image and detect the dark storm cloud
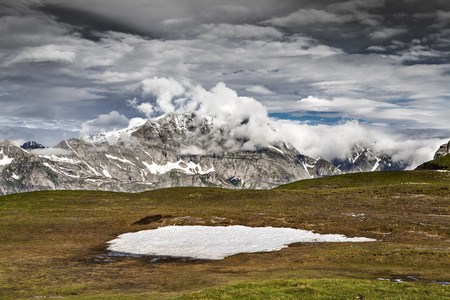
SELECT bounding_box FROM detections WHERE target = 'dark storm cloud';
[265,0,450,53]
[38,4,155,39]
[37,0,313,38]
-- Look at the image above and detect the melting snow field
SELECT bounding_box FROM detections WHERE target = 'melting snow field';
[107,225,376,260]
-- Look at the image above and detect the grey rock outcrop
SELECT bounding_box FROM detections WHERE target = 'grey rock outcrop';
[433,140,450,159]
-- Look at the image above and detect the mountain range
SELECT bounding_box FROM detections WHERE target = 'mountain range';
[0,113,441,195]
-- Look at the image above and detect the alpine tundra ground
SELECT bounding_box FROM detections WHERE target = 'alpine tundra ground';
[0,170,449,299]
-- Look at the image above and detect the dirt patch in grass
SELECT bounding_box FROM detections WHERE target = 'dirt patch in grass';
[131,215,233,228]
[132,214,166,225]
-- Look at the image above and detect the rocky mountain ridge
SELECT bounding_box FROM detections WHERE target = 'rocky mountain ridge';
[331,144,407,173]
[1,113,341,195]
[433,140,450,159]
[1,113,419,195]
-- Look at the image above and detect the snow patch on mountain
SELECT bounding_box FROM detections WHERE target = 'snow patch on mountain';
[0,150,14,166]
[102,168,112,178]
[143,160,214,175]
[84,119,146,145]
[43,162,81,179]
[39,155,81,164]
[105,154,135,165]
[268,145,285,155]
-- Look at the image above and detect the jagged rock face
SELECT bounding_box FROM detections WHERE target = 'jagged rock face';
[0,140,59,194]
[0,113,340,195]
[331,144,406,173]
[434,140,450,159]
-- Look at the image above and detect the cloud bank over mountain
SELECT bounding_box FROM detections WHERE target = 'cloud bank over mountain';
[120,76,446,168]
[1,0,449,166]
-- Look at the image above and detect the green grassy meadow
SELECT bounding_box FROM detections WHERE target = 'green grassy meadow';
[416,154,450,171]
[0,170,449,299]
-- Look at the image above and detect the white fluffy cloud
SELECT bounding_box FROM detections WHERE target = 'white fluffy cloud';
[274,119,445,169]
[132,77,281,150]
[141,77,186,114]
[128,77,447,167]
[81,111,129,136]
[127,98,154,118]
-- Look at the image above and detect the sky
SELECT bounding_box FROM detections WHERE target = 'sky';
[1,0,449,166]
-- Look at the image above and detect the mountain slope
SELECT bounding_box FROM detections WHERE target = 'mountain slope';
[415,155,450,171]
[331,144,407,173]
[433,140,450,159]
[0,113,340,195]
[415,139,450,171]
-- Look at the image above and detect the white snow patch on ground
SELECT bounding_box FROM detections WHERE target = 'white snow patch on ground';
[107,225,376,260]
